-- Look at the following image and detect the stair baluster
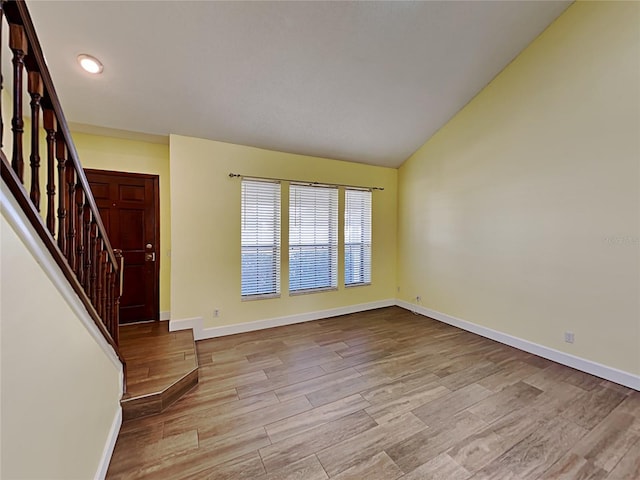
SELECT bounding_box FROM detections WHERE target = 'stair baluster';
[56,132,67,255]
[1,0,125,377]
[74,186,84,283]
[44,108,57,236]
[66,157,76,268]
[27,70,42,209]
[100,249,108,320]
[83,203,92,293]
[90,221,98,306]
[9,22,26,181]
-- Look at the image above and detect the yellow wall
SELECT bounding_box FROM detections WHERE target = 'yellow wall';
[397,1,640,374]
[1,211,122,479]
[0,92,171,316]
[2,1,637,382]
[72,132,171,315]
[170,135,397,328]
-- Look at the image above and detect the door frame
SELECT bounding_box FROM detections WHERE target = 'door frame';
[85,168,161,323]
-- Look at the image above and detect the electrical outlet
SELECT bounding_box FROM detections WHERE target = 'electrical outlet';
[564,331,574,344]
[214,309,220,318]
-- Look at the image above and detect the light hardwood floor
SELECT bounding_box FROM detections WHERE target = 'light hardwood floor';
[107,307,640,479]
[120,322,197,400]
[119,322,199,420]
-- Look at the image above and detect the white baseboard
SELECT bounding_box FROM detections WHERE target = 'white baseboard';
[170,299,396,341]
[396,300,640,391]
[169,297,638,390]
[170,316,204,336]
[95,406,122,480]
[160,311,171,321]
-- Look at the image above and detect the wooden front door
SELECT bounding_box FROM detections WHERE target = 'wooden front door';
[85,169,160,324]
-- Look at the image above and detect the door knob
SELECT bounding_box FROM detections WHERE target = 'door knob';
[146,243,153,249]
[145,252,156,262]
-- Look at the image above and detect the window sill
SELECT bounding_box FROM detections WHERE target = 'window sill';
[289,287,338,296]
[345,282,371,288]
[241,293,281,302]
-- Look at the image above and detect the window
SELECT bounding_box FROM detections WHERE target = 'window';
[289,184,338,293]
[345,189,371,286]
[241,179,281,298]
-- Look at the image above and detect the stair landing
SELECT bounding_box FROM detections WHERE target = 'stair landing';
[119,321,198,420]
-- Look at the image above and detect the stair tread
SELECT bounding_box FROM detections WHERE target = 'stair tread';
[120,322,199,420]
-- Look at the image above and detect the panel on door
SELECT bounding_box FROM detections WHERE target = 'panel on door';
[85,169,160,324]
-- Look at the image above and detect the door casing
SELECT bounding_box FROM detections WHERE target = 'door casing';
[85,169,160,324]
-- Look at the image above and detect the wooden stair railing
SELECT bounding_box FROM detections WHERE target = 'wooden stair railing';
[0,0,126,377]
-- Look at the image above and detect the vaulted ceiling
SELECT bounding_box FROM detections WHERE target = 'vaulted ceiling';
[25,1,571,167]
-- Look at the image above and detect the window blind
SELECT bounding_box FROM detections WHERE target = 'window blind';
[345,189,372,286]
[241,179,281,297]
[289,184,338,293]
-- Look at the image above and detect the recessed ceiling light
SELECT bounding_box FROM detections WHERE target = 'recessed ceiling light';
[77,54,103,74]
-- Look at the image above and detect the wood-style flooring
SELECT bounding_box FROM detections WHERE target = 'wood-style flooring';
[107,307,640,479]
[119,322,198,420]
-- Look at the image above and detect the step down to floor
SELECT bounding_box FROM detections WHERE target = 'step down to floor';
[119,321,199,421]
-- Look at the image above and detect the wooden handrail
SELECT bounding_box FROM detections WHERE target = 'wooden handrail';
[3,0,117,266]
[0,0,125,374]
[1,155,123,358]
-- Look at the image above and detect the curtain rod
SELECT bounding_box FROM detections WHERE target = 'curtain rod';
[228,173,384,191]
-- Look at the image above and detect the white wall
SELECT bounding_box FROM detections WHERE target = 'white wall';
[1,194,123,479]
[397,1,640,377]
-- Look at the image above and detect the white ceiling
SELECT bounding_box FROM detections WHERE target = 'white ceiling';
[25,1,571,168]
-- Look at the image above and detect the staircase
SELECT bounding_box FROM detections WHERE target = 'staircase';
[0,0,196,419]
[1,0,124,363]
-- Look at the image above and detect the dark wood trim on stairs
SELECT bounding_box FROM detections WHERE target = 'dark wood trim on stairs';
[1,0,125,374]
[1,153,126,371]
[121,368,199,421]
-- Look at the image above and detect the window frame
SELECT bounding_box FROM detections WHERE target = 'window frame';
[240,179,282,300]
[344,188,372,287]
[288,183,339,295]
